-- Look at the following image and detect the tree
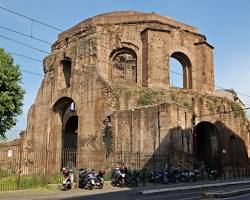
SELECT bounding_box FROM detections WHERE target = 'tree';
[0,48,24,139]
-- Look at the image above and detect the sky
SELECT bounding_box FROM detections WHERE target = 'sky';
[0,0,250,140]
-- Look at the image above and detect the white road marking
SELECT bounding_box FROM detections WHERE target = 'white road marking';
[136,191,200,200]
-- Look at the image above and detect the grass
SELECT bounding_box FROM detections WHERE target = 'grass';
[0,172,63,191]
[103,171,112,181]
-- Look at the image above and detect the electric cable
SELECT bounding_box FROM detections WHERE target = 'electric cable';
[0,6,63,32]
[6,51,43,62]
[0,25,52,45]
[0,34,50,54]
[21,69,43,77]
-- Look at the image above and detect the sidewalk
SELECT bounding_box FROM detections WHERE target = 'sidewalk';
[1,179,250,199]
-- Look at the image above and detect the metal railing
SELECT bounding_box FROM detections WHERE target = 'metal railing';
[0,146,249,191]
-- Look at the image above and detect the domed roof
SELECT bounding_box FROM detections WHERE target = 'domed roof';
[59,11,198,40]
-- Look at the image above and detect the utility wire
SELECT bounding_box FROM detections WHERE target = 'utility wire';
[1,29,250,101]
[21,69,43,77]
[0,34,50,54]
[0,7,248,100]
[6,51,43,62]
[0,6,63,32]
[0,25,52,45]
[4,51,43,77]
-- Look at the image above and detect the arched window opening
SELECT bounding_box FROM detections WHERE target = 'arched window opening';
[170,52,192,89]
[170,57,184,88]
[61,57,72,88]
[110,48,137,84]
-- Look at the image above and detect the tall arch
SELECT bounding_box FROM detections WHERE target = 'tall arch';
[170,52,192,89]
[53,97,78,168]
[194,121,221,172]
[110,47,137,84]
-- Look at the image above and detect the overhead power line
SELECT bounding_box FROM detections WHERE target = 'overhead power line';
[0,6,63,32]
[0,34,50,54]
[21,69,43,77]
[6,51,43,62]
[0,25,52,45]
[1,27,250,101]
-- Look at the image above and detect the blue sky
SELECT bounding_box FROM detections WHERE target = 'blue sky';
[1,0,250,140]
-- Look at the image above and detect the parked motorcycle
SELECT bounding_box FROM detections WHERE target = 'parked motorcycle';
[62,167,74,190]
[95,169,105,189]
[111,167,126,187]
[79,168,96,190]
[190,169,201,182]
[125,170,139,187]
[150,170,163,183]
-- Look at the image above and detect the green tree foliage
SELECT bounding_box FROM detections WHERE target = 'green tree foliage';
[0,48,24,139]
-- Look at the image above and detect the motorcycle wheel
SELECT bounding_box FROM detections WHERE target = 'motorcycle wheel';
[87,181,94,190]
[120,178,125,187]
[62,184,67,191]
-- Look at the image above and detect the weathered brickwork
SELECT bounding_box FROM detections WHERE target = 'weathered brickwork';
[17,11,249,172]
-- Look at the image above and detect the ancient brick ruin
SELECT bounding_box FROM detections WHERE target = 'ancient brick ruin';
[16,11,250,173]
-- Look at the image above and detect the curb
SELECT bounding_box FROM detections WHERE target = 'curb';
[140,180,250,195]
[203,188,250,198]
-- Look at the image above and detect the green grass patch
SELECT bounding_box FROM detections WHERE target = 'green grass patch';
[0,174,47,191]
[103,171,112,181]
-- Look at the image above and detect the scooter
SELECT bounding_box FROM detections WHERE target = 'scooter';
[62,167,74,190]
[118,171,126,187]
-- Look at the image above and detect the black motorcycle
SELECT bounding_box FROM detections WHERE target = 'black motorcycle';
[126,170,139,187]
[79,168,96,190]
[112,168,126,187]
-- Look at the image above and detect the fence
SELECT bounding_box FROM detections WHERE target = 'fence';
[0,146,250,191]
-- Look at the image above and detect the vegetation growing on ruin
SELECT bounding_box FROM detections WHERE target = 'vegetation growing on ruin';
[137,90,155,106]
[110,85,248,122]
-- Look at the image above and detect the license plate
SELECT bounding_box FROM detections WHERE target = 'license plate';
[121,174,125,178]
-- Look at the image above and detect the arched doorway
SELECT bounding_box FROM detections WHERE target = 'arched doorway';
[170,52,192,89]
[53,97,78,168]
[63,116,78,149]
[62,115,78,168]
[194,121,221,171]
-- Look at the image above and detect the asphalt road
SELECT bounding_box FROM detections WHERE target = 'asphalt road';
[219,193,250,200]
[61,184,250,200]
[2,182,250,200]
